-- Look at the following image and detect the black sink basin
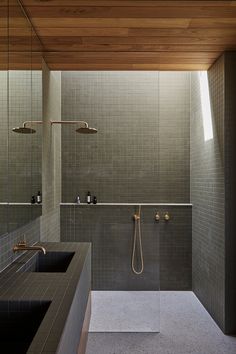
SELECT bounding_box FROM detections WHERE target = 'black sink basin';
[19,251,75,273]
[0,300,50,354]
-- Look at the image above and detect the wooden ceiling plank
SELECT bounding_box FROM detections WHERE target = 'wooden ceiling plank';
[25,6,236,19]
[128,27,236,37]
[40,44,235,53]
[45,59,214,65]
[78,36,236,45]
[46,63,211,71]
[43,51,219,58]
[43,52,215,65]
[189,18,236,27]
[31,18,192,29]
[21,1,236,7]
[36,27,129,37]
[35,27,236,38]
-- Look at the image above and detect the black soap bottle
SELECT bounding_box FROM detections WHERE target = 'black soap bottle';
[87,191,91,204]
[93,196,97,204]
[36,191,42,204]
[31,196,36,204]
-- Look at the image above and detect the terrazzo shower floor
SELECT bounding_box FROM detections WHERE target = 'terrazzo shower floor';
[89,291,160,332]
[87,291,236,354]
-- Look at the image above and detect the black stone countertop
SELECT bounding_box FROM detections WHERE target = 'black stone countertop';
[0,242,91,354]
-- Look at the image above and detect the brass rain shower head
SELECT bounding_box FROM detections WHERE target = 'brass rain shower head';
[76,126,97,134]
[12,127,36,134]
[51,120,98,134]
[12,121,42,134]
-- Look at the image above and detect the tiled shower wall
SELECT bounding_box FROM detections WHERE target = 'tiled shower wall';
[191,63,225,330]
[0,71,42,271]
[40,61,61,242]
[0,71,8,208]
[0,71,42,235]
[61,205,192,290]
[191,53,236,334]
[0,217,40,271]
[61,71,190,204]
[0,63,61,271]
[61,71,192,290]
[8,71,42,204]
[224,53,236,334]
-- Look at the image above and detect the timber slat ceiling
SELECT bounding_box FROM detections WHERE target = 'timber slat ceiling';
[16,0,236,70]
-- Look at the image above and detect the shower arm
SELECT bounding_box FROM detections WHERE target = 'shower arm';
[23,120,89,128]
[23,120,42,128]
[50,120,89,127]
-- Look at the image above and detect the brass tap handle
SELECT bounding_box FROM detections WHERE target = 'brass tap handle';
[164,212,170,221]
[155,212,160,222]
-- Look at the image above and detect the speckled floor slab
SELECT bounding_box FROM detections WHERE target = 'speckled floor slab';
[86,291,236,354]
[89,291,160,332]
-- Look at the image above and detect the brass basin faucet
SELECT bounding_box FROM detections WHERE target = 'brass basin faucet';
[13,240,46,255]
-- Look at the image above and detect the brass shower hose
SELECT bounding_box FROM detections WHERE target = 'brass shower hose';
[132,205,144,275]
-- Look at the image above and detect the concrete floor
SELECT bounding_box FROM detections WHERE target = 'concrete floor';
[86,291,236,354]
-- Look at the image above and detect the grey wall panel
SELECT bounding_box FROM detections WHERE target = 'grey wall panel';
[224,52,236,334]
[0,217,40,272]
[191,59,225,330]
[61,71,191,291]
[61,71,190,204]
[41,61,61,242]
[61,205,192,290]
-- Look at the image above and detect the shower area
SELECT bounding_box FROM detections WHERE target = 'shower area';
[60,71,192,333]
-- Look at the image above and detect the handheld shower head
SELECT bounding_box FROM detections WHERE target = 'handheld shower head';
[12,127,36,134]
[76,127,97,134]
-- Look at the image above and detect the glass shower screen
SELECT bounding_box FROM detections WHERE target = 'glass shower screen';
[61,71,161,333]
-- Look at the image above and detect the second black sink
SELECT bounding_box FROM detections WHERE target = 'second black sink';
[0,300,50,354]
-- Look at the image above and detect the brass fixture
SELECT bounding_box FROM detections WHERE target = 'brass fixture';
[12,120,97,134]
[51,120,97,134]
[13,240,46,255]
[164,212,170,221]
[12,120,42,134]
[133,213,140,221]
[132,205,144,275]
[155,212,160,222]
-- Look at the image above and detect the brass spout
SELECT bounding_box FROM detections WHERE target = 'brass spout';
[13,241,46,255]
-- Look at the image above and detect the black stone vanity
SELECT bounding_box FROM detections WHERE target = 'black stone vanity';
[0,242,91,354]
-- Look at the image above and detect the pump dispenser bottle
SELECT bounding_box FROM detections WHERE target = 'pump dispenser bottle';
[87,191,91,204]
[36,191,42,204]
[93,196,97,204]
